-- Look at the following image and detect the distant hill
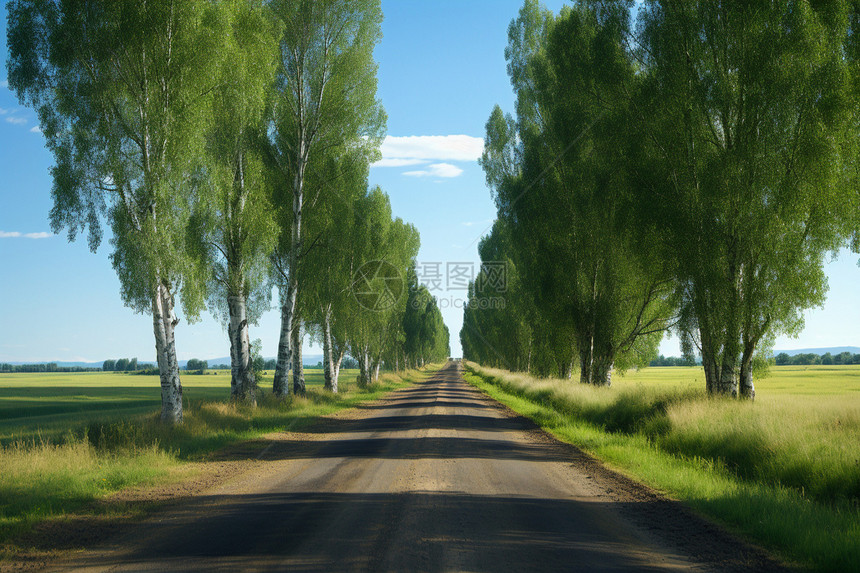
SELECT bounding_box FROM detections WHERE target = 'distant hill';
[773,346,860,356]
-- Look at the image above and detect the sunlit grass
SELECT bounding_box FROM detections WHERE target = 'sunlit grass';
[464,363,860,573]
[0,366,437,548]
[0,368,354,444]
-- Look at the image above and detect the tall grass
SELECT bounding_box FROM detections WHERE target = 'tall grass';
[465,362,860,572]
[467,363,860,506]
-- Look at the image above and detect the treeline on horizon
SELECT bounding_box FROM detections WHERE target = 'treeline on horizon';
[648,352,860,367]
[461,0,860,397]
[6,0,450,423]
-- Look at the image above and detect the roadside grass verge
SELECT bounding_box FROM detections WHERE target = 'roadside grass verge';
[0,366,437,549]
[464,362,860,573]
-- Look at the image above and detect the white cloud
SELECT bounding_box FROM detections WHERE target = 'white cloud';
[378,134,483,162]
[372,157,428,168]
[372,135,483,177]
[0,79,8,89]
[30,125,42,134]
[403,162,464,178]
[0,230,54,239]
[5,116,27,125]
[0,107,9,115]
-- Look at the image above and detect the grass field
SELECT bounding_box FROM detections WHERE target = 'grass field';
[0,366,433,551]
[464,363,860,572]
[0,368,355,445]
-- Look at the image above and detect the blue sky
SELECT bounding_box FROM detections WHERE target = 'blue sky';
[1,1,858,363]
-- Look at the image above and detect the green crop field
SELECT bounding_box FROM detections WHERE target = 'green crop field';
[0,369,357,445]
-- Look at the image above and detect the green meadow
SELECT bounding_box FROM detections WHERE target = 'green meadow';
[465,363,860,572]
[0,367,434,550]
[0,369,347,445]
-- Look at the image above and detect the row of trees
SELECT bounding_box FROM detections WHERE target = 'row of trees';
[776,352,860,366]
[103,358,140,372]
[0,363,101,373]
[649,356,698,368]
[8,0,448,423]
[462,0,860,398]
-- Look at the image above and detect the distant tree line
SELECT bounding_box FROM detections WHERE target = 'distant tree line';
[102,358,142,372]
[8,0,449,422]
[185,359,208,374]
[649,356,698,368]
[461,0,860,399]
[776,353,860,366]
[0,363,101,373]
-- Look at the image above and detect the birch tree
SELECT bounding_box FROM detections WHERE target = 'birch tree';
[188,2,278,404]
[301,151,368,392]
[7,0,222,422]
[268,0,385,397]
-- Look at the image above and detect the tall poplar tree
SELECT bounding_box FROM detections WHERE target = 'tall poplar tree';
[637,0,859,396]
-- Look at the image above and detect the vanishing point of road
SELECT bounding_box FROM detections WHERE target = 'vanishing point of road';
[47,362,785,572]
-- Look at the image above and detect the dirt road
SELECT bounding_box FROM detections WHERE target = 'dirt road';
[46,362,784,572]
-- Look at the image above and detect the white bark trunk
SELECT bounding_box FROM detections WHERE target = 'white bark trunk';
[322,304,335,392]
[333,349,344,391]
[273,284,295,397]
[372,359,380,382]
[357,347,371,388]
[228,294,256,405]
[292,319,305,395]
[579,333,593,385]
[152,282,182,424]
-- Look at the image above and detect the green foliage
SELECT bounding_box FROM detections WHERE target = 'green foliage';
[7,0,224,318]
[185,359,208,374]
[636,0,860,394]
[465,0,860,396]
[187,0,279,329]
[466,1,674,383]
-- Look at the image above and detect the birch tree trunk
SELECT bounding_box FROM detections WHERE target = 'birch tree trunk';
[228,294,256,405]
[333,348,344,392]
[292,319,305,395]
[739,343,756,400]
[273,283,295,397]
[274,142,305,396]
[592,359,613,387]
[372,358,380,382]
[700,328,719,394]
[152,282,183,424]
[579,331,594,385]
[357,347,371,388]
[322,304,336,392]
